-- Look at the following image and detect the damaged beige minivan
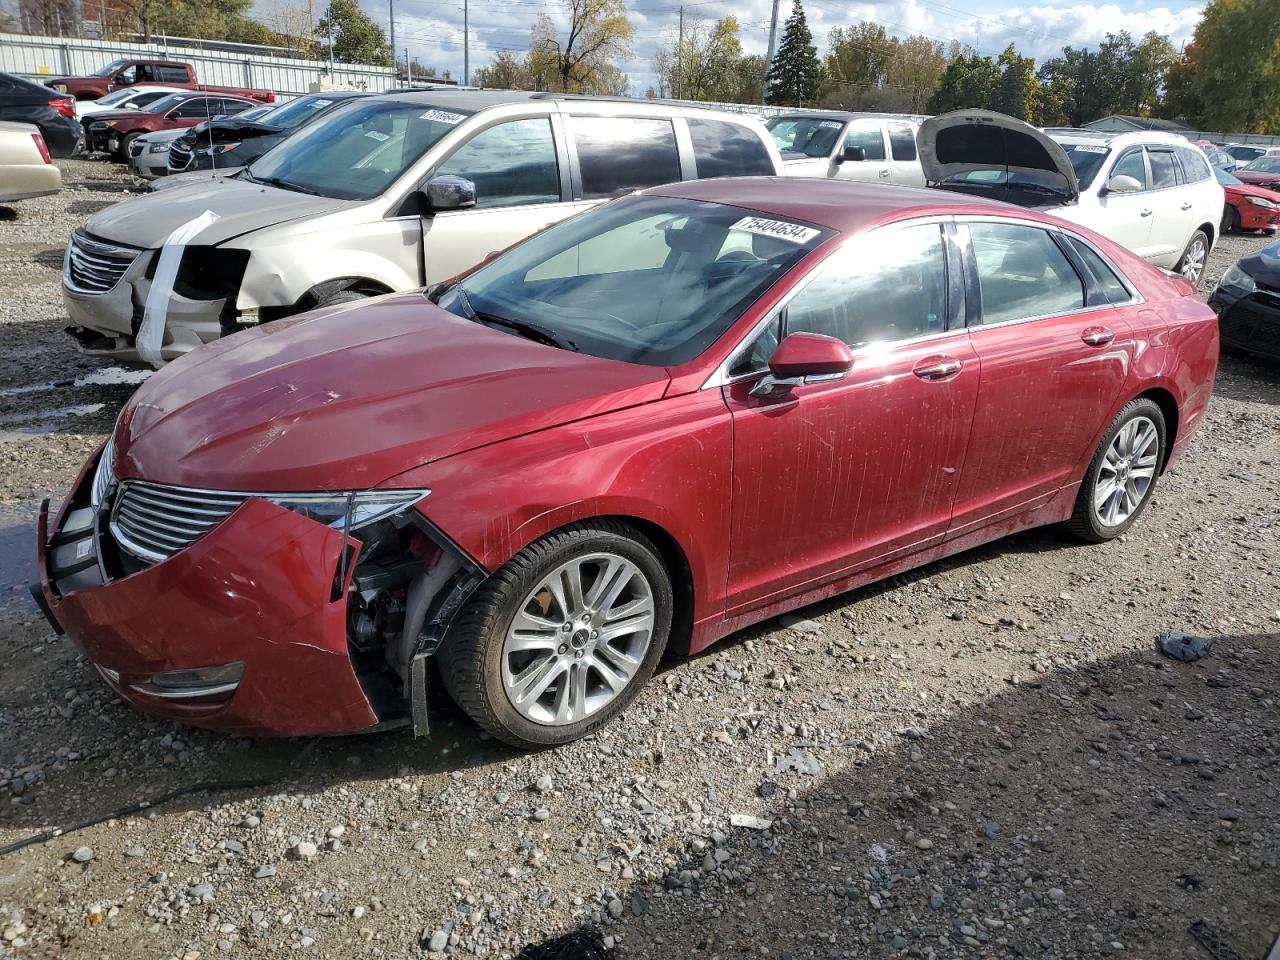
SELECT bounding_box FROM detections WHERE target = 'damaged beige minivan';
[62,90,783,364]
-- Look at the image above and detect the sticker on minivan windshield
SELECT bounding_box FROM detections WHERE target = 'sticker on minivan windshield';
[421,109,465,125]
[732,216,821,244]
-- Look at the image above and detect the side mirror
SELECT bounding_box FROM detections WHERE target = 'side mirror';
[838,145,865,164]
[751,332,854,399]
[1102,174,1142,194]
[421,175,476,213]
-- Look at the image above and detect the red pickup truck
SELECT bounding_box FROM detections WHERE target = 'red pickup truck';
[44,59,274,103]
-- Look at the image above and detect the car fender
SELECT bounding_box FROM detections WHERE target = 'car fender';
[386,388,734,642]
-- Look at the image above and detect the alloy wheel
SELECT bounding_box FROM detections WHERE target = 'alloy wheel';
[1180,238,1206,283]
[501,553,655,726]
[1093,415,1159,527]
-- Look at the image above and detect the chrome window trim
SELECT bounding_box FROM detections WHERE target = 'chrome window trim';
[702,215,957,390]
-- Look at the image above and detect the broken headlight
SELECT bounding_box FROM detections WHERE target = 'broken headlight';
[268,490,430,531]
[90,434,116,510]
[193,142,242,156]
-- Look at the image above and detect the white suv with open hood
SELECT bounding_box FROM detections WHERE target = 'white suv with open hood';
[919,110,1223,282]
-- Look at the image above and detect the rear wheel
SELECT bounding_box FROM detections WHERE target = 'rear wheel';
[437,521,672,748]
[1222,204,1240,235]
[1064,398,1166,543]
[1176,229,1210,284]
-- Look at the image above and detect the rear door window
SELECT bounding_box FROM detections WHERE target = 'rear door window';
[887,122,917,161]
[843,124,885,160]
[687,118,774,178]
[1148,149,1181,189]
[436,117,560,208]
[571,116,680,199]
[967,222,1086,324]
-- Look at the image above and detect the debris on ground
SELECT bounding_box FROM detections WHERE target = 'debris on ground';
[1158,630,1214,662]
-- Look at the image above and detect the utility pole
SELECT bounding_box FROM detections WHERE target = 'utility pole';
[463,0,469,86]
[405,46,410,83]
[676,5,683,100]
[327,17,334,74]
[389,0,396,80]
[762,0,780,105]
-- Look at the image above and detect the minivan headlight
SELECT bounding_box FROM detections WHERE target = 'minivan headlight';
[267,490,430,530]
[1220,263,1257,293]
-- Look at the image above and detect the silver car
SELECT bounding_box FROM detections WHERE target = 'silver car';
[63,90,783,364]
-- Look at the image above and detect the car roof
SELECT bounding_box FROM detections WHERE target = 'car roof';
[768,110,926,123]
[361,89,767,123]
[647,177,1029,234]
[1049,128,1194,149]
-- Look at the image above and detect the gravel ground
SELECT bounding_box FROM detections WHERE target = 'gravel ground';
[0,159,1277,960]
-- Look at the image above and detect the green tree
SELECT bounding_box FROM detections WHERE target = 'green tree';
[765,0,822,106]
[1183,0,1280,133]
[530,0,635,94]
[317,0,391,66]
[821,22,891,109]
[473,50,530,89]
[881,35,946,113]
[926,52,999,114]
[1159,45,1204,126]
[992,43,1039,120]
[654,15,746,101]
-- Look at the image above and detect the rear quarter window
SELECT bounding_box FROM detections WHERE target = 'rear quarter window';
[687,118,775,178]
[1061,234,1133,305]
[1176,147,1211,183]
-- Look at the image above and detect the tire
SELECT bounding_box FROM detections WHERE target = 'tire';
[437,520,673,748]
[313,288,371,309]
[115,132,139,164]
[1222,204,1240,235]
[1175,229,1210,284]
[1063,398,1167,544]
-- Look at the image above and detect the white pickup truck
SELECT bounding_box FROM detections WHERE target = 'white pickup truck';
[765,112,926,186]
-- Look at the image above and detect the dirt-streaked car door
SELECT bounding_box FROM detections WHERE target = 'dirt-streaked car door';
[421,113,579,284]
[722,220,978,615]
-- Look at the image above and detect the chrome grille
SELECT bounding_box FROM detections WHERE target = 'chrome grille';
[66,230,141,295]
[168,140,192,172]
[110,481,247,563]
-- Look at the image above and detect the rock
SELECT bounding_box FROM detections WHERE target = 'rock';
[425,929,448,952]
[240,814,261,828]
[607,898,623,919]
[915,838,934,850]
[292,841,318,860]
[188,882,214,899]
[1048,887,1066,902]
[125,846,146,858]
[70,847,93,863]
[532,807,551,822]
[327,825,345,839]
[253,863,277,879]
[534,774,554,794]
[730,813,773,830]
[631,892,649,916]
[779,615,821,635]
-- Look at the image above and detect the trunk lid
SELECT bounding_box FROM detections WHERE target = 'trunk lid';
[918,109,1079,208]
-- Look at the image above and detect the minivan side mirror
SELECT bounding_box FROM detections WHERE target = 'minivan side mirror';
[421,175,477,213]
[750,332,854,399]
[838,145,865,164]
[1102,174,1143,194]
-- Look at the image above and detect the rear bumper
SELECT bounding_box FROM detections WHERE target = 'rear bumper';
[36,456,380,736]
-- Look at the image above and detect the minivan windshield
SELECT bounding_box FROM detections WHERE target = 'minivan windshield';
[434,195,830,366]
[765,116,844,158]
[245,99,471,200]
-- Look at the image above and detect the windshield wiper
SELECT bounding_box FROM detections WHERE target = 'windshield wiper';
[255,175,322,196]
[452,283,577,351]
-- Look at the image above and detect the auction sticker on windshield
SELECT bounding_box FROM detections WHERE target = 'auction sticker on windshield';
[421,109,465,125]
[732,216,821,244]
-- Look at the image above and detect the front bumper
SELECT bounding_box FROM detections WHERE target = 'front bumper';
[36,457,381,736]
[1236,202,1280,233]
[1209,284,1280,360]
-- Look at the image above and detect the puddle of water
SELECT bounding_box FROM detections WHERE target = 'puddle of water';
[0,506,37,611]
[0,366,149,399]
[0,402,106,439]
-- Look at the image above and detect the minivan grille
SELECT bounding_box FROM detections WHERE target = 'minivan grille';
[66,230,140,294]
[110,481,247,563]
[168,140,192,172]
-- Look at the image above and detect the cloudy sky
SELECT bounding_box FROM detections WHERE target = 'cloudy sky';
[338,0,1207,95]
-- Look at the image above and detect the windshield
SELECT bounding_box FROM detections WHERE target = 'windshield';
[1227,145,1264,161]
[766,117,844,158]
[97,88,135,106]
[1058,143,1110,188]
[257,94,346,130]
[1214,167,1243,186]
[1244,157,1280,173]
[434,195,831,366]
[93,59,127,77]
[246,99,467,200]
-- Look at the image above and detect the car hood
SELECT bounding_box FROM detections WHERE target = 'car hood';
[85,176,354,247]
[83,109,157,124]
[1236,170,1280,188]
[918,109,1079,207]
[114,293,671,491]
[1237,238,1280,288]
[1226,182,1280,203]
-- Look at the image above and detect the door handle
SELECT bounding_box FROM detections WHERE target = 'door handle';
[1180,202,1193,210]
[1081,326,1116,346]
[878,168,890,179]
[913,355,963,380]
[1140,209,1152,217]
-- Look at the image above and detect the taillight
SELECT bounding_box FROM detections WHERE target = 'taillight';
[31,133,52,164]
[265,92,275,103]
[51,96,76,118]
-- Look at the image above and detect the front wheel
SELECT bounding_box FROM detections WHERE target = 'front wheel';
[1064,398,1166,543]
[437,521,673,748]
[1176,229,1210,284]
[1222,204,1240,235]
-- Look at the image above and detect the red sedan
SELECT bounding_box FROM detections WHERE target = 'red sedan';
[37,179,1218,748]
[1217,166,1280,234]
[83,91,256,160]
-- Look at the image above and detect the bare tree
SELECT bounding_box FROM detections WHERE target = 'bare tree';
[530,0,634,94]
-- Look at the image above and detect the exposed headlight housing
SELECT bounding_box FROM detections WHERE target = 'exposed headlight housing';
[1220,262,1257,293]
[266,490,430,531]
[1245,195,1277,208]
[194,142,241,156]
[90,434,116,510]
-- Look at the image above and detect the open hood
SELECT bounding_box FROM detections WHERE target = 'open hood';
[919,110,1079,208]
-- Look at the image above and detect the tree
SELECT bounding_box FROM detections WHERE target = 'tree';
[654,16,746,102]
[317,0,391,66]
[765,0,822,106]
[821,22,891,109]
[530,0,635,94]
[926,52,999,114]
[881,35,946,113]
[992,43,1039,120]
[1159,45,1204,126]
[474,50,531,90]
[1180,0,1280,133]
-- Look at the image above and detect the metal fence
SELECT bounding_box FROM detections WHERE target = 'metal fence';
[0,33,396,99]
